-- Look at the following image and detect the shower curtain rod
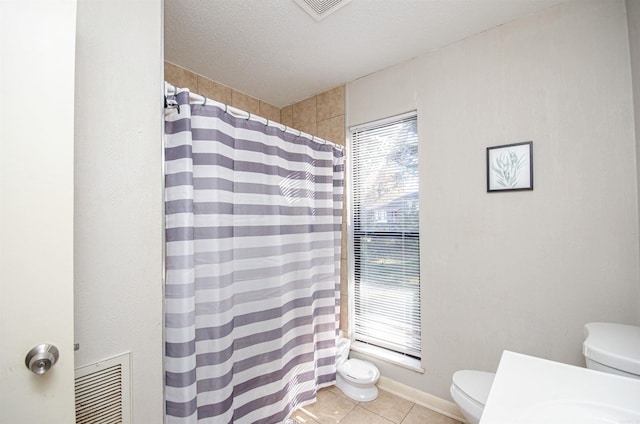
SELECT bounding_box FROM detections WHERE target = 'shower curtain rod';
[164,82,344,151]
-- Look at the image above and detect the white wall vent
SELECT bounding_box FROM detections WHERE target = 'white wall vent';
[75,352,131,424]
[293,0,352,21]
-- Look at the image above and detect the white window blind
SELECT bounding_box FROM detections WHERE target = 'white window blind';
[350,112,421,358]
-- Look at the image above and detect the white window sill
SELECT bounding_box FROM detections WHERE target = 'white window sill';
[350,341,425,373]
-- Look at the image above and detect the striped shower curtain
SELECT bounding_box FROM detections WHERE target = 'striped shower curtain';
[164,87,344,423]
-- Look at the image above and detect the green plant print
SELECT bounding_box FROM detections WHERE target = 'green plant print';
[491,149,527,188]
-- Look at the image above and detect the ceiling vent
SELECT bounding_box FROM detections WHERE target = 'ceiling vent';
[293,0,352,21]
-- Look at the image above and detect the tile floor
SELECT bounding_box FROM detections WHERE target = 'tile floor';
[290,386,463,424]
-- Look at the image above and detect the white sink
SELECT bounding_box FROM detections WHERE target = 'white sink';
[480,351,640,424]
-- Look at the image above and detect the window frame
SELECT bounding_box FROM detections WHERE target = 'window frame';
[347,111,422,361]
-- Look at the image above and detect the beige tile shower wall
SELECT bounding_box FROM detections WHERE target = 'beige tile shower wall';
[164,61,280,121]
[164,62,345,145]
[284,86,346,146]
[164,61,349,332]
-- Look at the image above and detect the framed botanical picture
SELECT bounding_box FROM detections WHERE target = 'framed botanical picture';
[487,141,533,192]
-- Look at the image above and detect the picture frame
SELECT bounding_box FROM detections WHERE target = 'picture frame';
[486,141,533,192]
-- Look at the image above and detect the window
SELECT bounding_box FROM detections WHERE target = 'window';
[350,112,421,358]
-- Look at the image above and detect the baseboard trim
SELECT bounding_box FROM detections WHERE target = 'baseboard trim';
[377,376,468,423]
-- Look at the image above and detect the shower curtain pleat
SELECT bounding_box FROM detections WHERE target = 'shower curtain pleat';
[164,87,343,423]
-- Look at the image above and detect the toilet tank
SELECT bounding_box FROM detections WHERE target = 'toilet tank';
[336,336,351,367]
[583,322,640,379]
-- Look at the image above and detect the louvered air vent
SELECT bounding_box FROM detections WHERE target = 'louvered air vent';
[292,0,352,21]
[75,352,131,424]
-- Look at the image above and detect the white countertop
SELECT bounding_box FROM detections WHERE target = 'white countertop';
[480,350,640,424]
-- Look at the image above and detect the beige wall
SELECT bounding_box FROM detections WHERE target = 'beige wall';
[74,0,164,421]
[629,0,640,302]
[348,0,639,400]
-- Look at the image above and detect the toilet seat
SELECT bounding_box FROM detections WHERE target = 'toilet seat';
[338,358,380,384]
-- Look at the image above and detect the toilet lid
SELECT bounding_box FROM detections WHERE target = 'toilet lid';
[339,358,377,381]
[583,322,640,375]
[452,370,495,406]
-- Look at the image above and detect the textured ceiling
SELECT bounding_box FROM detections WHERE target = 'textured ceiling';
[165,0,566,108]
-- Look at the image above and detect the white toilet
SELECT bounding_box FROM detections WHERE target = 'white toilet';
[335,336,380,402]
[583,322,640,379]
[450,370,495,424]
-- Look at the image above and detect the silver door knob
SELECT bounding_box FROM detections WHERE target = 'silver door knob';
[25,344,59,375]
